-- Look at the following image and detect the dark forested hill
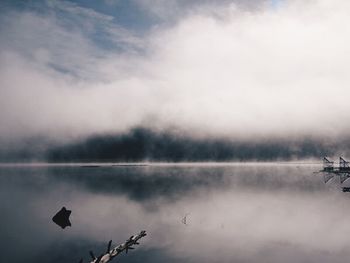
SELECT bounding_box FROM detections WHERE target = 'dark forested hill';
[46,128,338,162]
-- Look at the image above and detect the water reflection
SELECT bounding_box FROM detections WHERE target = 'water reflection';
[0,163,349,263]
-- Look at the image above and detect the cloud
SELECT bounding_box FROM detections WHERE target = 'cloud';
[1,0,350,142]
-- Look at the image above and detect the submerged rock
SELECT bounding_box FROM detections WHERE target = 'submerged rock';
[52,206,71,229]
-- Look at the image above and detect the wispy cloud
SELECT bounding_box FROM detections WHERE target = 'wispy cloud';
[1,0,350,143]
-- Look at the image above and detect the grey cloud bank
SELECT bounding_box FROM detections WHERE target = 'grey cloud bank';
[1,0,350,144]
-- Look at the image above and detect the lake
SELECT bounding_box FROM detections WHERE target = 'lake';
[0,163,349,263]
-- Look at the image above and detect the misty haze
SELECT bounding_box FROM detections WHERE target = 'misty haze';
[1,0,350,262]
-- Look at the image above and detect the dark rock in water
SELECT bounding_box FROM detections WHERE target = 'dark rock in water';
[52,206,71,229]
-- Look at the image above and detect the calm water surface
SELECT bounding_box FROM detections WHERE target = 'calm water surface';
[0,163,349,263]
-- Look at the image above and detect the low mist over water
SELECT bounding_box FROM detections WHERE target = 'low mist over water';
[1,163,350,263]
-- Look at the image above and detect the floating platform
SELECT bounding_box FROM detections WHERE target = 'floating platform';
[342,187,350,192]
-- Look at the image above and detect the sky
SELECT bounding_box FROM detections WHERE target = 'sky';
[1,0,350,144]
